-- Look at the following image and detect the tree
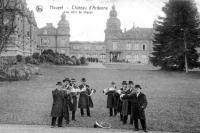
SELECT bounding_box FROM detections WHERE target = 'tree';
[0,0,26,55]
[150,0,200,71]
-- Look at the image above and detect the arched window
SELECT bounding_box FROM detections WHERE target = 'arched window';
[143,45,146,51]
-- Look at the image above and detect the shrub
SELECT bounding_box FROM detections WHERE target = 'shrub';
[76,59,81,65]
[42,49,55,56]
[29,58,39,65]
[6,65,31,81]
[16,55,23,62]
[39,54,45,63]
[0,57,17,73]
[44,54,55,63]
[25,56,31,64]
[32,52,40,60]
[70,56,77,65]
[80,56,87,64]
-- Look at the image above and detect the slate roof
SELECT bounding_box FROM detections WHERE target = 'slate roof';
[121,27,153,40]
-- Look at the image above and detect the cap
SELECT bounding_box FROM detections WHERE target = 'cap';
[56,82,62,85]
[128,81,133,84]
[122,81,127,85]
[81,78,86,82]
[64,78,71,82]
[111,81,116,85]
[135,84,142,89]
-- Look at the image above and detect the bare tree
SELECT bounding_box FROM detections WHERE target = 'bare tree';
[0,0,26,55]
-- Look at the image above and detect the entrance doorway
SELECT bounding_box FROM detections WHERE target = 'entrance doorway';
[110,52,121,62]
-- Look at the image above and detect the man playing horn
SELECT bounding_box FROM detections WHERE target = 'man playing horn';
[70,78,79,121]
[103,81,118,116]
[78,78,94,117]
[62,78,72,124]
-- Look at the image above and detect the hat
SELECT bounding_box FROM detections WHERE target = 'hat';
[122,81,127,85]
[81,78,86,82]
[64,78,70,82]
[56,82,62,85]
[128,81,133,84]
[71,78,76,82]
[135,84,142,89]
[111,81,116,85]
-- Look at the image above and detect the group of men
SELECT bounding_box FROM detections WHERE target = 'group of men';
[50,78,93,127]
[104,81,148,132]
[50,78,148,132]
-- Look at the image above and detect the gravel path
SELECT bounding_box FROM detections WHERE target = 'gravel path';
[0,124,178,133]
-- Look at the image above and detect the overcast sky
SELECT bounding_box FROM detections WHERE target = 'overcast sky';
[26,0,200,41]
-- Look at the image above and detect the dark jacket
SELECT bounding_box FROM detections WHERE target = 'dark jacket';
[70,84,79,111]
[63,90,72,120]
[121,89,132,116]
[105,90,118,108]
[116,88,123,112]
[122,92,147,120]
[51,89,64,117]
[78,84,93,108]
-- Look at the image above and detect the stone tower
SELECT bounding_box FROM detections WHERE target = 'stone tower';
[56,12,70,55]
[104,5,122,41]
[104,5,123,62]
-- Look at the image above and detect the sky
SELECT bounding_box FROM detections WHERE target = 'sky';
[26,0,200,41]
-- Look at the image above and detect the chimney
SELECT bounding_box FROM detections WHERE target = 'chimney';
[124,28,126,32]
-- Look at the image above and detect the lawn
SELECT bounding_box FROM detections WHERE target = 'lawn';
[0,64,200,133]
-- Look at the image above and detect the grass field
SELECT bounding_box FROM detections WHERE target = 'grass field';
[0,64,200,133]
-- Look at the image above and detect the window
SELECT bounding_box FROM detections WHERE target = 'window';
[43,30,47,34]
[141,55,148,63]
[112,42,118,50]
[135,44,139,50]
[126,43,131,50]
[84,46,90,50]
[60,39,66,47]
[43,39,49,45]
[60,50,65,54]
[133,54,139,62]
[143,44,146,51]
[96,46,103,50]
[126,55,131,59]
[73,46,79,50]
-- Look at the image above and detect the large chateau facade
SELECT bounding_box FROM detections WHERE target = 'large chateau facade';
[1,0,38,57]
[2,3,154,64]
[38,5,153,64]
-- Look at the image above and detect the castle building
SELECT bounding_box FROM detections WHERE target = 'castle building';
[104,5,153,64]
[0,0,38,57]
[37,6,153,64]
[69,5,153,64]
[37,13,70,55]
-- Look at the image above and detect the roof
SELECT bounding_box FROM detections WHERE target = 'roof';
[38,23,57,35]
[121,27,153,40]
